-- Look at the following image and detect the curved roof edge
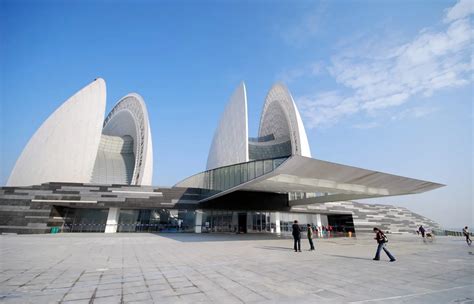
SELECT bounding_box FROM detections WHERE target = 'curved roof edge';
[259,83,311,157]
[206,82,248,170]
[7,78,107,186]
[102,93,153,185]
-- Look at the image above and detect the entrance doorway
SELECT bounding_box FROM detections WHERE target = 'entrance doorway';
[238,212,247,233]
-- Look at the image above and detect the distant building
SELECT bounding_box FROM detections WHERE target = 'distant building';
[0,80,443,234]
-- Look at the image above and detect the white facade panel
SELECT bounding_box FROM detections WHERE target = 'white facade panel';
[99,93,153,185]
[7,79,106,186]
[206,82,248,170]
[259,83,311,157]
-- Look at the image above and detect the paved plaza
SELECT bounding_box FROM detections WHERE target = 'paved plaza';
[0,233,473,304]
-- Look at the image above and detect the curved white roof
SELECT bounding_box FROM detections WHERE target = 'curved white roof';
[206,82,248,170]
[100,93,153,185]
[7,79,106,186]
[259,83,311,157]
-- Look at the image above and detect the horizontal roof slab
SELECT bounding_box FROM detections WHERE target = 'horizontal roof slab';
[202,155,444,204]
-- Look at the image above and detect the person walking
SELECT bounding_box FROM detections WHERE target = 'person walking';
[373,227,396,262]
[307,224,315,251]
[463,226,472,246]
[418,225,425,238]
[292,220,301,252]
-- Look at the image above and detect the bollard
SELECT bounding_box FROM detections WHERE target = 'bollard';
[348,231,352,238]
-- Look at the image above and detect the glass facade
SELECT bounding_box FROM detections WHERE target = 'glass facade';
[200,210,274,233]
[54,207,354,236]
[59,207,108,232]
[117,209,195,232]
[178,157,288,197]
[200,211,354,236]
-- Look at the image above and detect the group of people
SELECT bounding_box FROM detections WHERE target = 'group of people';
[290,220,474,261]
[291,220,395,260]
[290,220,392,260]
[291,221,314,252]
[417,225,434,241]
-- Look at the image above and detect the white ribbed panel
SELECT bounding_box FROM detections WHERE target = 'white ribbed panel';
[259,83,311,158]
[100,93,153,185]
[206,82,248,170]
[7,79,106,186]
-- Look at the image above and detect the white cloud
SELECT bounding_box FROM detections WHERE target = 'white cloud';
[391,106,439,121]
[277,61,325,83]
[444,0,474,23]
[281,2,328,46]
[353,122,378,129]
[297,0,473,129]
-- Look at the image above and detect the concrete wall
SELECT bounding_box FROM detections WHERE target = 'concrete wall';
[294,201,442,233]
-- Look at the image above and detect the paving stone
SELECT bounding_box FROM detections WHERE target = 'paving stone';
[0,233,473,303]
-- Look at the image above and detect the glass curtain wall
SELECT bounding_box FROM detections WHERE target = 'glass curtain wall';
[117,209,195,232]
[178,157,288,197]
[59,208,108,232]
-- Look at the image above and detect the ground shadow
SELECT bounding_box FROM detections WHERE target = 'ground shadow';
[256,246,295,251]
[325,254,373,261]
[150,232,292,243]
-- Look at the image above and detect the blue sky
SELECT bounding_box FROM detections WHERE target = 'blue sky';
[1,0,472,228]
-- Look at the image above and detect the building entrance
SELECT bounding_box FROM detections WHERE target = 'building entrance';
[238,212,247,233]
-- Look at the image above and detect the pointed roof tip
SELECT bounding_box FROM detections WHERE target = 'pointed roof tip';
[93,77,106,86]
[271,82,288,89]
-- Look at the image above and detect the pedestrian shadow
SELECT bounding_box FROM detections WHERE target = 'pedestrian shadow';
[325,254,373,261]
[256,246,294,251]
[150,233,290,243]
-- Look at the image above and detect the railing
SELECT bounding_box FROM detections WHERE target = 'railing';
[55,223,193,233]
[432,229,473,237]
[61,223,106,233]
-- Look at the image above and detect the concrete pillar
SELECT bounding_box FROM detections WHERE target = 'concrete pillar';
[232,212,238,233]
[195,210,203,233]
[316,214,322,237]
[320,214,329,227]
[271,212,281,234]
[105,207,120,233]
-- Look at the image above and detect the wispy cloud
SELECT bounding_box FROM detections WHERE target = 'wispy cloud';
[281,2,328,46]
[277,61,324,83]
[390,106,439,121]
[353,122,378,129]
[297,0,473,128]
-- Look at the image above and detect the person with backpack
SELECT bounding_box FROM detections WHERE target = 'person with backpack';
[463,226,472,246]
[373,227,396,262]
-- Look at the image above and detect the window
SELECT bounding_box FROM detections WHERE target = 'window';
[255,161,263,177]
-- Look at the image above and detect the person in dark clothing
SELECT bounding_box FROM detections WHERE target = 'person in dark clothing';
[292,220,301,252]
[463,226,472,246]
[373,227,396,262]
[307,224,315,251]
[419,225,425,238]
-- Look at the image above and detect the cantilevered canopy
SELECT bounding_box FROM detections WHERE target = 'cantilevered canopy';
[199,155,444,205]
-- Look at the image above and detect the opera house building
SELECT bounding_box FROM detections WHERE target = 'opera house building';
[0,79,443,234]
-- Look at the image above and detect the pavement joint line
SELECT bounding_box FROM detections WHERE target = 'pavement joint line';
[348,284,474,303]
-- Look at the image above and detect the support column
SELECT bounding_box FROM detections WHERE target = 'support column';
[273,212,281,234]
[195,210,203,233]
[316,214,322,237]
[105,207,120,233]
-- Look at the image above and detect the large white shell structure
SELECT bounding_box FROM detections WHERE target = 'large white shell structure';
[258,83,311,158]
[7,79,107,186]
[7,79,153,186]
[206,83,248,170]
[206,82,311,170]
[91,94,153,185]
